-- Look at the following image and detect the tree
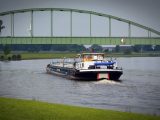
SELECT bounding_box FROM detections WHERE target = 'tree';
[0,20,5,34]
[123,48,132,55]
[3,45,11,56]
[69,44,86,52]
[132,45,141,53]
[155,45,160,51]
[104,49,109,53]
[143,45,152,51]
[115,45,120,52]
[90,44,103,52]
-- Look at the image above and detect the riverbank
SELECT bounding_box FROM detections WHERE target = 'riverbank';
[0,52,77,60]
[0,97,159,120]
[0,52,160,60]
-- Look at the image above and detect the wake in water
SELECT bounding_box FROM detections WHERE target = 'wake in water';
[94,79,122,85]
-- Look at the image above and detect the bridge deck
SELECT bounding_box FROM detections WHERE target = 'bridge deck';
[0,37,160,45]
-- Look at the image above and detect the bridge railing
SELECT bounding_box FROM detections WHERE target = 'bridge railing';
[0,37,160,45]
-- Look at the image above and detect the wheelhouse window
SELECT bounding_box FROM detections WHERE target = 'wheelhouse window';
[81,53,104,62]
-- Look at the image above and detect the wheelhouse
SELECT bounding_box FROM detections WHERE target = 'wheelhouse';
[78,53,105,62]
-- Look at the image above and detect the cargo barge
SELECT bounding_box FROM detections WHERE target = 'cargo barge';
[46,53,123,81]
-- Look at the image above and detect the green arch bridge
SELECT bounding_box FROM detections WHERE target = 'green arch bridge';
[0,8,160,45]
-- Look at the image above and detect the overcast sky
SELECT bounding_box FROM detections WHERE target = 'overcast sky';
[0,0,160,37]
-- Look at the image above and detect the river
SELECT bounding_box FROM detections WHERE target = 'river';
[0,57,160,115]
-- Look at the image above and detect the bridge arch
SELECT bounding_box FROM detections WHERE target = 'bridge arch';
[0,8,160,45]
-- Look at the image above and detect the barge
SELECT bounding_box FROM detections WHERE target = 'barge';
[46,53,123,81]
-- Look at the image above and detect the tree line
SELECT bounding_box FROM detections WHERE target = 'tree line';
[0,44,160,53]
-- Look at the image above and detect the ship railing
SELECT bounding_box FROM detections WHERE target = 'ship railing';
[51,59,74,68]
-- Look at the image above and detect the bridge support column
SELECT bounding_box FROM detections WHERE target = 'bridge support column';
[51,10,53,37]
[70,11,72,43]
[128,22,131,44]
[128,22,131,37]
[90,13,92,37]
[148,30,151,37]
[90,13,92,44]
[30,10,33,37]
[11,13,14,37]
[109,17,111,37]
[109,17,111,44]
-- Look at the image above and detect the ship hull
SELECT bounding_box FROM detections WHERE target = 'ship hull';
[46,66,123,81]
[74,70,122,80]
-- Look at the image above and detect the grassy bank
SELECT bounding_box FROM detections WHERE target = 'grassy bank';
[0,52,77,60]
[0,52,160,60]
[12,52,160,59]
[21,52,77,60]
[0,97,159,120]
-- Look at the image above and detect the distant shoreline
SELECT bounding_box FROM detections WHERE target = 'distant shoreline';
[0,52,160,60]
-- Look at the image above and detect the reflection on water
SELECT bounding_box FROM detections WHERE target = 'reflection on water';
[0,57,160,115]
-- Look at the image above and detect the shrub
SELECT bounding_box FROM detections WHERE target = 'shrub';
[12,54,17,60]
[0,55,4,61]
[123,49,132,55]
[8,56,11,61]
[3,45,11,56]
[17,54,21,60]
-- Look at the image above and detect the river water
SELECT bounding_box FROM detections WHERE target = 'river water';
[0,57,160,115]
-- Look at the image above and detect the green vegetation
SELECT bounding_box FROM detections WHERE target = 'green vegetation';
[21,52,77,60]
[106,52,160,57]
[2,45,11,60]
[3,45,11,56]
[0,97,159,120]
[90,44,103,52]
[0,54,22,61]
[0,44,160,60]
[0,52,160,60]
[15,51,160,58]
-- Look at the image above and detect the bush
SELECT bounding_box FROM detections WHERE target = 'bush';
[123,49,132,55]
[3,45,11,56]
[17,54,21,60]
[0,55,4,61]
[12,54,17,60]
[8,56,11,61]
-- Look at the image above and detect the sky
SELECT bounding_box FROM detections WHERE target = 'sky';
[0,0,160,37]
